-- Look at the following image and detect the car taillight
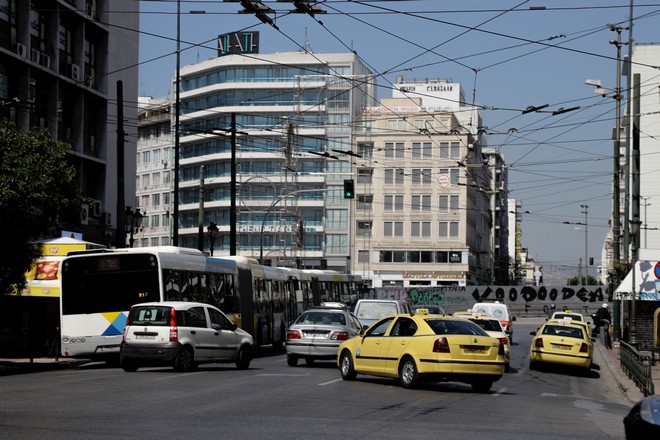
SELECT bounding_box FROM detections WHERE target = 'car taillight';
[499,337,508,345]
[331,331,349,341]
[499,341,505,355]
[287,329,302,340]
[433,337,450,353]
[580,343,589,353]
[169,307,178,342]
[535,338,544,348]
[501,320,510,329]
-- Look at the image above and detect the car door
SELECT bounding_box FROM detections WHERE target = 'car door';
[207,306,240,361]
[180,306,218,361]
[385,317,418,373]
[353,317,395,375]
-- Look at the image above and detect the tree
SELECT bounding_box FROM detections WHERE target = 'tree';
[0,119,86,294]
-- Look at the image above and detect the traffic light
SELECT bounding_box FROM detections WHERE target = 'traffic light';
[343,179,354,199]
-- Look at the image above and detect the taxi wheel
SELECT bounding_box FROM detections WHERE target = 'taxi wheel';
[173,346,195,372]
[399,356,419,389]
[340,350,357,380]
[471,380,493,393]
[287,354,299,367]
[529,359,537,371]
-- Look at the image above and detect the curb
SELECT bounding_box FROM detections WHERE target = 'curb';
[594,341,645,404]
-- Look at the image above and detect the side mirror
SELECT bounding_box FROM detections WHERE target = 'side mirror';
[512,316,517,322]
[530,331,537,336]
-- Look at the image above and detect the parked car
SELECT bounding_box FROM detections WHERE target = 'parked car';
[353,299,411,328]
[120,301,254,372]
[471,301,516,342]
[624,396,660,439]
[454,311,511,372]
[286,303,362,366]
[529,320,594,373]
[337,312,506,392]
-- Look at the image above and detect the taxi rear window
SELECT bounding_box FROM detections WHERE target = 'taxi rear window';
[426,319,488,336]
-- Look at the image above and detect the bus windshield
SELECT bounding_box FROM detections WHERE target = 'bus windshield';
[62,253,161,316]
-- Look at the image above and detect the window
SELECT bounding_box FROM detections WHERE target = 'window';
[357,221,372,237]
[439,195,459,211]
[411,195,431,211]
[384,221,403,237]
[412,141,432,159]
[411,221,431,237]
[326,234,348,254]
[411,169,432,186]
[178,307,207,328]
[151,215,160,227]
[438,168,460,185]
[357,168,373,184]
[357,142,373,159]
[326,209,348,229]
[439,141,461,159]
[384,142,404,158]
[384,195,403,211]
[439,221,459,238]
[163,171,171,184]
[357,194,373,210]
[384,168,404,185]
[142,174,150,187]
[152,193,160,206]
[142,151,151,163]
[358,250,370,263]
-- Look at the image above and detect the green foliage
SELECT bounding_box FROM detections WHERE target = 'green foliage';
[566,274,602,286]
[0,119,85,293]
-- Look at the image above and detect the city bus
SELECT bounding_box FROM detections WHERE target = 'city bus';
[59,246,363,361]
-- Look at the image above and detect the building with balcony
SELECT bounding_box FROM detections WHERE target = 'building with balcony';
[136,48,375,272]
[0,0,139,245]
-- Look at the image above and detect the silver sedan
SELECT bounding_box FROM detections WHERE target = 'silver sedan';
[286,306,362,366]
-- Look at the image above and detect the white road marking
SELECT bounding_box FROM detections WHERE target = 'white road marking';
[319,378,342,386]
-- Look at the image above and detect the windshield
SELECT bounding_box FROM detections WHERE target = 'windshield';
[295,311,346,326]
[356,302,399,320]
[542,325,585,339]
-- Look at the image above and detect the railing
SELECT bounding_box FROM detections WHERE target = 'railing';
[620,340,655,396]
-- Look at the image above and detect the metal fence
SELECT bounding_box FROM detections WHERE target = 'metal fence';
[620,340,655,396]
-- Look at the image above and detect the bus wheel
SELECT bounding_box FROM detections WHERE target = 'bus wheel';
[174,347,195,372]
[236,345,252,370]
[120,358,139,372]
[287,354,299,367]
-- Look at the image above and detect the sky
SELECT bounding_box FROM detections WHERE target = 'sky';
[136,1,660,284]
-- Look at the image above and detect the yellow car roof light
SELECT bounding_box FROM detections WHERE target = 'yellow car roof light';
[415,308,430,315]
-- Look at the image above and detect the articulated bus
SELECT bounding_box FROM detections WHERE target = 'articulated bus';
[60,246,363,360]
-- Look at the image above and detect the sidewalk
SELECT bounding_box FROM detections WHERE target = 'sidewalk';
[594,339,660,403]
[0,357,88,376]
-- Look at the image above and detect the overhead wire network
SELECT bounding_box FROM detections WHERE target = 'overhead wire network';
[131,0,660,271]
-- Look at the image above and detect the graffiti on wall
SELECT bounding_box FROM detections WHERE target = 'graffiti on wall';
[369,285,606,307]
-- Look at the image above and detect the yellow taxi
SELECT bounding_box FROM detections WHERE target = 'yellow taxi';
[529,319,594,372]
[547,317,591,337]
[337,309,506,392]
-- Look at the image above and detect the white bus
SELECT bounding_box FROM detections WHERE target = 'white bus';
[60,246,363,361]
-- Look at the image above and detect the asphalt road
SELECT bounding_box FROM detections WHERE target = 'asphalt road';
[0,319,632,440]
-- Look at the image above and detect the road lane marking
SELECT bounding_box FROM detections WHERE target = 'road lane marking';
[319,378,342,386]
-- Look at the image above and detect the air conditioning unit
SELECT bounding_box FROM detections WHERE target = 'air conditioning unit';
[70,64,80,80]
[80,205,89,225]
[102,212,112,226]
[15,43,27,58]
[92,200,102,217]
[30,48,40,63]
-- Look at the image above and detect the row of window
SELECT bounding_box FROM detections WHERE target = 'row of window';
[356,221,460,238]
[354,194,459,211]
[356,250,463,264]
[357,141,462,159]
[357,167,461,186]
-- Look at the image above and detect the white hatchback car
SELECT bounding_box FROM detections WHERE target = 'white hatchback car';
[120,301,254,372]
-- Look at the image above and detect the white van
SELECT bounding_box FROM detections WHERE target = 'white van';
[353,299,411,329]
[471,301,516,342]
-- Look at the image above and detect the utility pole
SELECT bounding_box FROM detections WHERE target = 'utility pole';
[173,0,181,246]
[116,80,126,248]
[642,196,651,248]
[610,24,626,269]
[581,204,588,283]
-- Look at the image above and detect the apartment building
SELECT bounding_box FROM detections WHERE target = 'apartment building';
[137,46,375,272]
[0,0,139,245]
[351,78,498,287]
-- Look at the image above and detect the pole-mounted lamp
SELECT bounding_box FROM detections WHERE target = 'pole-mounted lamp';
[125,206,144,248]
[207,222,219,256]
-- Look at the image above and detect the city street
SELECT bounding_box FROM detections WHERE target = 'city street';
[0,320,633,439]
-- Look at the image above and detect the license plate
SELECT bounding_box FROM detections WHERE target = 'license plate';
[551,344,570,350]
[305,331,327,338]
[135,334,156,340]
[463,346,486,353]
